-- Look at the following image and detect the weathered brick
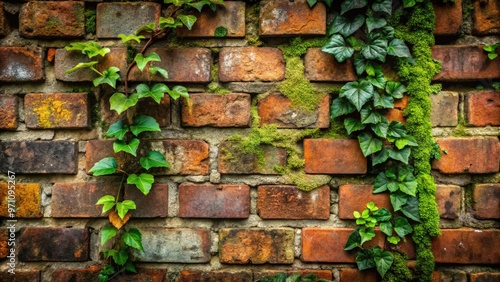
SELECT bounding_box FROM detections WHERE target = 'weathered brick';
[304,48,357,82]
[436,185,461,219]
[51,183,116,218]
[432,229,500,264]
[51,265,101,282]
[339,268,378,282]
[470,272,500,282]
[433,270,467,282]
[131,228,210,263]
[113,269,167,282]
[338,184,391,219]
[472,0,500,35]
[179,183,250,218]
[0,95,18,130]
[96,2,161,38]
[433,0,462,36]
[432,45,500,81]
[254,270,333,280]
[304,139,367,174]
[219,47,285,82]
[0,2,5,37]
[125,184,169,218]
[0,183,42,218]
[218,141,287,174]
[0,141,78,174]
[19,227,89,262]
[24,93,89,129]
[179,270,252,282]
[385,108,405,124]
[259,0,326,36]
[0,47,44,82]
[257,185,330,219]
[177,1,245,38]
[181,93,251,127]
[0,270,40,282]
[432,137,500,174]
[473,184,500,219]
[219,228,294,264]
[257,93,330,129]
[431,91,459,127]
[19,1,85,38]
[302,228,384,263]
[466,90,500,126]
[0,230,8,259]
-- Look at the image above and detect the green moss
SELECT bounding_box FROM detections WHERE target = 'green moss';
[85,10,96,34]
[383,252,412,282]
[451,114,469,136]
[47,16,62,29]
[462,0,474,19]
[279,37,329,60]
[126,45,137,65]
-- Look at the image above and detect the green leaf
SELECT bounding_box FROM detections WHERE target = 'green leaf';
[331,14,365,37]
[127,173,154,195]
[372,147,389,166]
[164,0,184,6]
[387,147,411,164]
[93,67,121,88]
[323,0,334,7]
[395,135,418,149]
[136,83,168,104]
[116,200,136,220]
[356,249,375,270]
[483,43,499,52]
[135,52,161,72]
[149,66,169,79]
[387,235,401,244]
[341,0,368,15]
[64,61,99,74]
[353,211,361,219]
[385,81,407,99]
[214,26,228,37]
[307,0,318,7]
[113,138,140,156]
[135,22,156,34]
[113,249,129,266]
[168,85,189,99]
[105,120,129,140]
[403,0,417,8]
[130,115,161,136]
[370,121,389,141]
[360,106,384,124]
[109,93,139,115]
[367,72,387,89]
[401,196,421,222]
[361,39,388,62]
[123,228,144,252]
[488,53,498,60]
[373,172,389,193]
[374,250,393,277]
[178,14,197,30]
[353,53,368,75]
[124,261,137,273]
[140,151,170,170]
[118,34,145,43]
[358,132,383,156]
[321,34,354,63]
[388,39,412,58]
[374,207,391,222]
[366,17,387,33]
[394,217,413,238]
[387,121,407,138]
[101,226,118,245]
[344,228,361,251]
[380,221,392,236]
[359,227,375,245]
[331,97,356,118]
[188,0,211,12]
[96,195,116,213]
[372,0,392,15]
[344,117,366,135]
[374,92,394,109]
[390,192,409,211]
[339,80,374,111]
[158,17,182,29]
[65,41,110,58]
[399,174,417,197]
[89,157,118,176]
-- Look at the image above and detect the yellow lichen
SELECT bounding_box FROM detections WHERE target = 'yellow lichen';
[32,97,73,128]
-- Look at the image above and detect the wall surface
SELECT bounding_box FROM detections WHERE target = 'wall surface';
[0,0,499,281]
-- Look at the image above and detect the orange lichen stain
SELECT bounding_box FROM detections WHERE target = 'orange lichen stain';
[0,183,42,218]
[32,97,73,128]
[0,231,8,258]
[74,249,82,258]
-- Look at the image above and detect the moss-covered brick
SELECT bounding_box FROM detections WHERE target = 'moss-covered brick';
[0,47,44,82]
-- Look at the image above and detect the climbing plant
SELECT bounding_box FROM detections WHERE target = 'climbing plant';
[64,1,224,281]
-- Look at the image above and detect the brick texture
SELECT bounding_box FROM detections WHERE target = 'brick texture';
[472,0,500,35]
[470,273,500,282]
[254,270,333,280]
[51,266,101,282]
[339,268,378,282]
[19,1,85,38]
[338,184,391,219]
[0,47,44,82]
[304,139,367,174]
[0,2,5,37]
[430,91,459,127]
[257,185,330,219]
[0,95,18,130]
[0,183,42,218]
[433,0,462,36]
[466,90,500,126]
[436,185,461,220]
[473,184,500,219]
[0,270,40,282]
[179,270,252,282]
[181,93,251,127]
[51,183,116,218]
[259,0,326,36]
[433,271,467,282]
[178,183,250,218]
[218,141,287,174]
[219,228,294,264]
[0,230,7,259]
[432,137,500,174]
[304,48,357,82]
[124,184,169,218]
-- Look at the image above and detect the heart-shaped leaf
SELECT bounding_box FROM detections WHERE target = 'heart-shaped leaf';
[366,17,387,33]
[344,228,362,250]
[105,120,129,140]
[89,157,118,176]
[113,138,140,156]
[401,196,421,222]
[168,85,189,99]
[149,66,169,79]
[140,151,170,170]
[134,52,161,71]
[374,250,393,277]
[127,173,154,195]
[358,132,383,156]
[96,195,116,213]
[331,14,365,37]
[136,83,168,104]
[115,200,136,220]
[178,14,197,30]
[101,226,118,245]
[109,93,139,115]
[339,80,374,111]
[322,34,355,63]
[372,0,392,15]
[341,0,368,15]
[394,217,413,238]
[344,117,366,135]
[93,67,121,88]
[331,97,356,118]
[361,39,388,62]
[130,115,161,136]
[388,39,412,58]
[123,228,144,252]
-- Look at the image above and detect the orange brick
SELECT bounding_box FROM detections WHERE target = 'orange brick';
[473,184,500,219]
[338,184,391,219]
[304,48,357,82]
[0,230,7,259]
[0,95,18,130]
[339,268,378,282]
[472,0,500,35]
[179,270,252,282]
[436,185,461,219]
[466,90,500,126]
[52,183,115,218]
[433,0,462,36]
[0,183,42,218]
[304,139,367,174]
[470,272,500,282]
[433,270,466,282]
[51,266,101,282]
[0,47,44,82]
[385,108,405,124]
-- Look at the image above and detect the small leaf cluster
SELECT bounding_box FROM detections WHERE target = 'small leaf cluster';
[483,43,499,60]
[255,273,332,282]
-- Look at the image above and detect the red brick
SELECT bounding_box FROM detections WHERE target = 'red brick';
[432,137,500,174]
[113,269,168,282]
[219,47,285,82]
[219,228,294,264]
[257,93,330,129]
[218,141,287,174]
[0,141,78,174]
[430,91,459,126]
[0,47,44,82]
[0,270,40,282]
[19,1,85,38]
[385,108,406,124]
[436,185,461,219]
[24,93,89,129]
[470,272,500,282]
[52,183,116,218]
[473,184,500,219]
[0,95,18,130]
[254,270,332,280]
[125,184,169,218]
[302,228,384,263]
[0,183,42,218]
[19,227,89,262]
[259,0,326,36]
[304,139,367,174]
[433,270,466,282]
[51,265,101,282]
[338,184,391,219]
[432,45,500,81]
[257,185,330,219]
[96,2,161,38]
[304,48,357,82]
[339,268,379,282]
[466,90,500,126]
[178,183,250,218]
[177,1,245,38]
[179,270,252,282]
[181,93,251,127]
[432,229,500,264]
[433,0,462,36]
[472,0,500,35]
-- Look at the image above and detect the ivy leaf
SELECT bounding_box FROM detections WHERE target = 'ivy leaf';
[387,121,407,138]
[323,0,334,7]
[380,221,392,236]
[65,41,110,58]
[93,67,121,88]
[403,0,417,8]
[373,171,390,193]
[398,172,417,196]
[372,0,392,15]
[135,22,156,34]
[168,85,189,99]
[371,120,389,138]
[101,226,118,245]
[178,14,197,30]
[330,97,356,118]
[104,249,128,266]
[331,14,365,37]
[372,147,389,166]
[387,147,411,164]
[118,34,145,43]
[366,17,387,33]
[356,249,375,270]
[96,195,116,214]
[307,0,318,7]
[105,120,129,140]
[158,16,182,29]
[135,52,161,72]
[360,106,384,124]
[367,72,387,89]
[359,227,376,245]
[373,92,394,109]
[89,157,118,176]
[394,217,413,238]
[395,135,418,149]
[136,83,168,104]
[341,0,368,15]
[344,228,361,250]
[358,132,383,156]
[149,66,169,79]
[109,93,139,115]
[116,200,136,220]
[344,117,366,135]
[188,0,211,12]
[374,208,392,222]
[214,26,228,37]
[374,250,393,277]
[361,39,388,62]
[390,192,409,211]
[123,228,144,253]
[127,173,154,195]
[339,80,374,111]
[124,262,137,274]
[401,196,421,222]
[64,61,98,74]
[321,34,354,63]
[140,151,170,170]
[388,39,412,58]
[385,81,407,99]
[130,115,161,136]
[113,138,140,156]
[387,236,401,245]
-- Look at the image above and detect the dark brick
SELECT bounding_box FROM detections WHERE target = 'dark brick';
[181,93,251,127]
[0,270,40,282]
[473,184,500,219]
[0,95,18,130]
[178,183,250,218]
[257,185,330,219]
[219,228,294,264]
[19,1,85,38]
[436,185,461,219]
[0,47,44,82]
[19,227,89,262]
[433,270,467,282]
[0,183,42,218]
[254,270,333,280]
[51,183,116,218]
[304,139,367,174]
[112,269,168,282]
[470,272,500,282]
[0,141,78,174]
[472,0,500,35]
[339,268,378,282]
[125,184,169,218]
[338,184,391,219]
[96,2,161,38]
[466,90,500,126]
[304,48,357,82]
[0,2,5,37]
[430,91,459,127]
[179,270,252,282]
[259,0,326,36]
[51,266,101,282]
[433,0,462,36]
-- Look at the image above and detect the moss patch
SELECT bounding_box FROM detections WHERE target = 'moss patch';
[85,10,96,34]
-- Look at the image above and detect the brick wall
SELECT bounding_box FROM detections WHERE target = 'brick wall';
[0,0,499,281]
